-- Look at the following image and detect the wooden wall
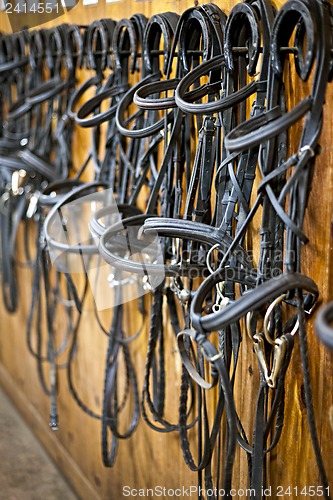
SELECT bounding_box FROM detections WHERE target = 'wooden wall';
[0,1,333,499]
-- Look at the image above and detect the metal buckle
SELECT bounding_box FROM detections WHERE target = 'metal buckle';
[253,332,288,389]
[297,145,315,159]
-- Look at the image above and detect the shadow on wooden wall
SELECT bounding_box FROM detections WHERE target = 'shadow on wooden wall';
[0,1,332,499]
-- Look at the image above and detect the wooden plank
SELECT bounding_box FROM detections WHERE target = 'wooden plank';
[0,1,332,499]
[0,363,100,500]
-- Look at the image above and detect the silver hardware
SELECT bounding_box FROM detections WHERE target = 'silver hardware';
[142,275,153,291]
[297,145,315,159]
[212,295,230,313]
[26,192,40,219]
[170,277,190,305]
[205,351,223,363]
[180,288,191,305]
[266,337,287,388]
[253,333,270,382]
[12,169,26,196]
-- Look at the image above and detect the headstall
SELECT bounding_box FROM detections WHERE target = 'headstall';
[0,1,332,498]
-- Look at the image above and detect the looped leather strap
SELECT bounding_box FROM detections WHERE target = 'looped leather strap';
[112,18,139,74]
[143,13,179,75]
[86,20,109,73]
[64,24,85,71]
[315,303,333,350]
[175,54,267,114]
[44,182,109,256]
[191,270,318,333]
[225,98,312,151]
[45,26,64,75]
[177,329,218,390]
[224,2,261,75]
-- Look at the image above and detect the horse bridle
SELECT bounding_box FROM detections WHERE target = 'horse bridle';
[0,1,332,498]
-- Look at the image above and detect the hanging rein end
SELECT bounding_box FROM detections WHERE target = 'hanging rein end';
[49,414,59,431]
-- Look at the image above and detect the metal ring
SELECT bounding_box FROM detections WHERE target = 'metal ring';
[263,294,287,345]
[177,329,218,390]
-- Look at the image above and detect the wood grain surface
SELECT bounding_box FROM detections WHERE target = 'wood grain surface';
[0,1,332,499]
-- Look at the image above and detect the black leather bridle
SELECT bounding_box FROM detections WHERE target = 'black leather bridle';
[0,2,332,498]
